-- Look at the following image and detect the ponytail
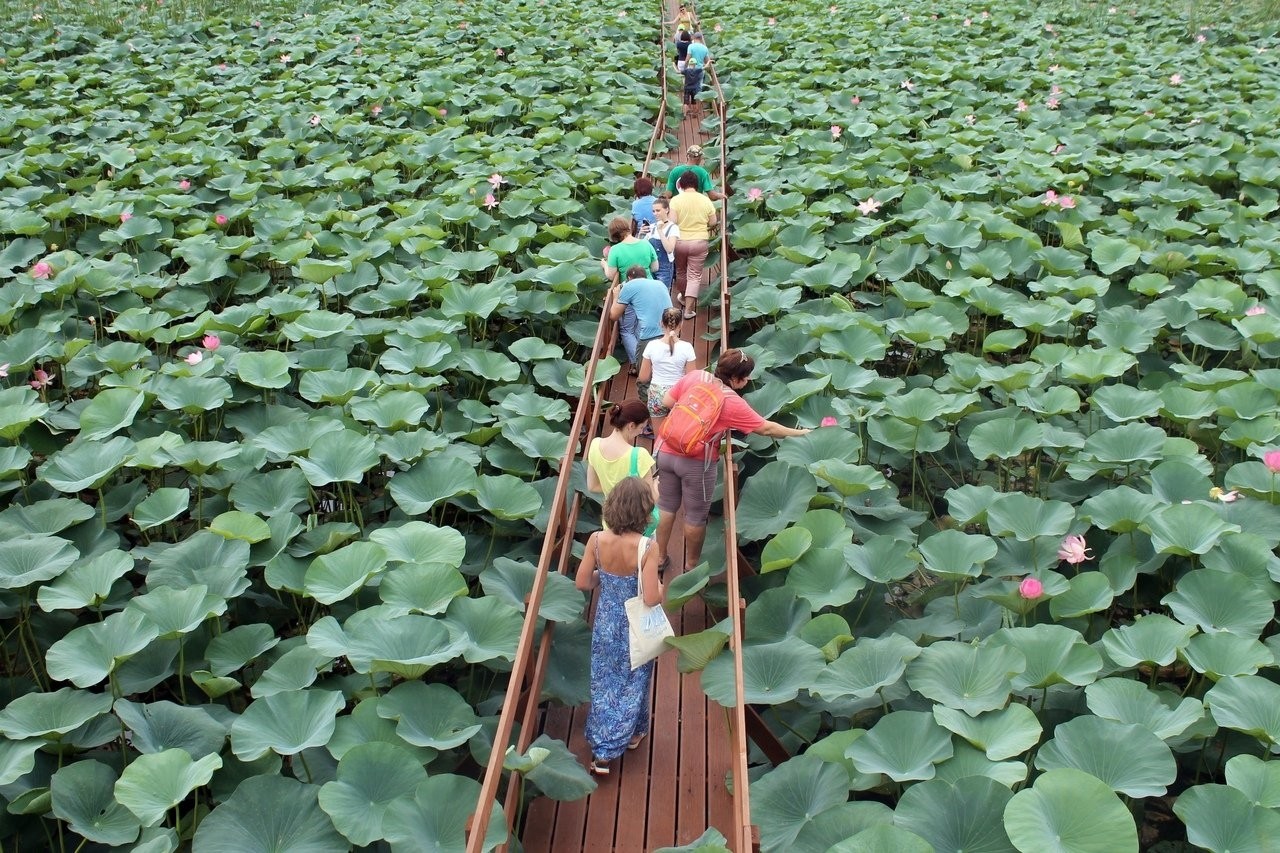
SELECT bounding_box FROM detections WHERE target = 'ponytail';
[661,307,683,355]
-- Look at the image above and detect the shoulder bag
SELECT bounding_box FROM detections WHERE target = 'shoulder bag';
[625,536,674,670]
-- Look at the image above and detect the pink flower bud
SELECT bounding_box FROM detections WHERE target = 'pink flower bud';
[202,334,221,350]
[1264,450,1280,472]
[1018,577,1044,599]
[215,214,228,226]
[821,417,838,427]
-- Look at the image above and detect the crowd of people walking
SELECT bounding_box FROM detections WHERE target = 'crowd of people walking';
[579,8,812,777]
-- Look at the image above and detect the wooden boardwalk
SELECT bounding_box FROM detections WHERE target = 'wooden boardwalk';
[519,45,738,853]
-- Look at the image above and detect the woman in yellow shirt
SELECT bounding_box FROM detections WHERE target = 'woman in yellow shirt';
[586,400,663,561]
[668,170,718,319]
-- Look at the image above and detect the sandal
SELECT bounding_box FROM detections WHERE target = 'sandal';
[683,310,697,320]
[628,733,647,751]
[588,758,611,776]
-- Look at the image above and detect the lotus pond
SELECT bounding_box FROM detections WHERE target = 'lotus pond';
[4,0,1280,849]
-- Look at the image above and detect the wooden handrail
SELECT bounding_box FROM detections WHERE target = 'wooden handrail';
[466,4,680,849]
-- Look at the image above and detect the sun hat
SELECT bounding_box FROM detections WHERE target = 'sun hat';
[686,144,703,158]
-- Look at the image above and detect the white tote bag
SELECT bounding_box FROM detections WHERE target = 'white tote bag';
[624,536,674,669]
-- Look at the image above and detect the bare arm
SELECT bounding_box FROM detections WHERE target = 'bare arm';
[638,355,653,383]
[608,285,626,320]
[576,533,600,592]
[659,226,678,255]
[755,420,812,439]
[586,442,602,493]
[641,541,663,606]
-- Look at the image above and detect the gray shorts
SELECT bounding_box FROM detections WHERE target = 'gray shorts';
[657,450,718,527]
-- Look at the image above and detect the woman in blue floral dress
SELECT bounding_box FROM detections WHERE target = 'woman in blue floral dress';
[575,476,665,775]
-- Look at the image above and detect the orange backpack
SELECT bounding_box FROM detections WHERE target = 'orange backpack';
[659,373,726,456]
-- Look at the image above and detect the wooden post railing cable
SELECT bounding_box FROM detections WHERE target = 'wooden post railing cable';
[468,2,676,847]
[466,289,616,853]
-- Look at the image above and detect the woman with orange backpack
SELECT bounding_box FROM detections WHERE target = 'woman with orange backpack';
[653,349,811,575]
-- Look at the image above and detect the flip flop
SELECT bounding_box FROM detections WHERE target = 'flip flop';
[589,758,611,776]
[628,733,647,751]
[683,310,697,320]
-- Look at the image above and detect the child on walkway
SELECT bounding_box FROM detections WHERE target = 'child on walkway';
[639,308,697,436]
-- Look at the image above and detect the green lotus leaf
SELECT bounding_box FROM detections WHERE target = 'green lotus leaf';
[811,634,922,702]
[234,350,293,389]
[1226,754,1280,808]
[800,613,854,662]
[192,774,348,853]
[653,827,732,853]
[702,636,825,706]
[443,596,522,664]
[208,510,271,543]
[847,536,918,584]
[895,776,1016,853]
[153,376,233,415]
[379,563,468,616]
[967,416,1046,461]
[750,755,852,851]
[372,682,481,752]
[230,689,345,760]
[933,741,1030,789]
[228,469,307,518]
[382,774,507,853]
[293,429,380,487]
[114,749,222,827]
[0,687,113,740]
[388,452,481,515]
[985,492,1075,542]
[1084,678,1204,741]
[1090,237,1142,276]
[736,461,819,541]
[1078,486,1162,533]
[1206,676,1280,750]
[1003,768,1137,853]
[933,704,1042,761]
[303,541,388,605]
[1034,716,1176,797]
[78,387,145,441]
[311,610,460,678]
[113,700,227,759]
[0,533,79,590]
[474,473,542,520]
[318,742,426,846]
[991,625,1101,690]
[1173,784,1280,853]
[50,760,141,847]
[0,386,49,441]
[480,557,585,623]
[521,734,596,802]
[918,529,998,579]
[1145,504,1241,556]
[906,641,1025,715]
[760,526,814,573]
[1161,570,1271,637]
[1049,572,1115,619]
[205,624,279,677]
[131,488,190,530]
[1182,633,1275,681]
[0,737,43,786]
[828,825,933,853]
[846,710,954,782]
[38,436,132,493]
[45,609,159,687]
[1100,614,1197,669]
[665,627,730,674]
[250,645,332,698]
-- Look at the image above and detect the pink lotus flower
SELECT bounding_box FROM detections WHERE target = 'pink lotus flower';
[483,193,498,209]
[767,17,776,25]
[1019,577,1044,599]
[1049,64,1060,72]
[371,104,383,116]
[963,17,972,25]
[1195,33,1206,43]
[279,54,291,64]
[1044,23,1055,32]
[1053,143,1066,155]
[458,20,469,28]
[439,108,448,116]
[1058,195,1076,209]
[178,179,191,191]
[1264,450,1280,472]
[495,47,505,57]
[1210,487,1240,503]
[488,173,505,188]
[29,368,52,390]
[0,363,8,378]
[119,212,132,223]
[202,334,221,350]
[821,416,838,427]
[1169,73,1182,85]
[1046,97,1060,109]
[981,9,989,18]
[353,34,361,43]
[616,10,625,17]
[309,114,321,126]
[252,19,260,26]
[30,261,52,279]
[1015,100,1028,113]
[1042,189,1059,206]
[857,197,881,215]
[185,351,203,365]
[1057,534,1092,564]
[830,125,842,139]
[1051,84,1062,95]
[747,187,763,202]
[900,79,915,92]
[1247,304,1267,316]
[714,23,722,32]
[851,95,861,105]
[217,62,227,71]
[829,4,837,11]
[965,114,976,125]
[1109,6,1117,12]
[215,214,228,226]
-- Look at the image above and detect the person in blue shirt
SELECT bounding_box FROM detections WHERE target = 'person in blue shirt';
[631,176,656,234]
[686,32,710,70]
[609,266,675,404]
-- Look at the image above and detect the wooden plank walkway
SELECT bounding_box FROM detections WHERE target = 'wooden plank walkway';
[519,73,736,853]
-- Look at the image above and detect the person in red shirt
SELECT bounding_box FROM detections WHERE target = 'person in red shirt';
[655,349,811,574]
